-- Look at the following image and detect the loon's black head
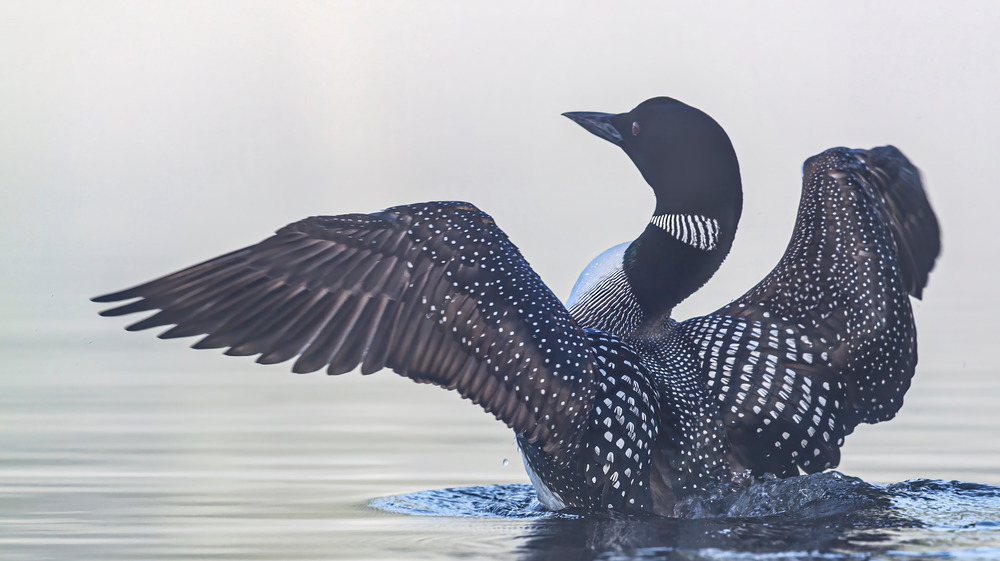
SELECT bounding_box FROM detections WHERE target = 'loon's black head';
[564,97,743,320]
[564,97,742,238]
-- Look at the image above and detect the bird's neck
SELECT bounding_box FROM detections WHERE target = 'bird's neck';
[623,209,738,328]
[566,176,741,339]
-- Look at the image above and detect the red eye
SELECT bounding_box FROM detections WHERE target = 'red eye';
[632,121,640,135]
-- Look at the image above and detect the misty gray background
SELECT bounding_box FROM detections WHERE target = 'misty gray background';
[3,1,999,490]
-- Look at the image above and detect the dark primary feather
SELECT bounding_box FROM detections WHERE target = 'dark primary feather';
[862,146,940,300]
[94,201,600,454]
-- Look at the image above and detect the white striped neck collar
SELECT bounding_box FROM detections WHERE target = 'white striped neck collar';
[649,213,720,251]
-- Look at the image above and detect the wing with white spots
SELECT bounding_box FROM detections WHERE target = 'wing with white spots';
[679,147,939,475]
[93,202,598,453]
[675,313,849,476]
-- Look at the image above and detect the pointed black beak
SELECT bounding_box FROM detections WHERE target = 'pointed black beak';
[562,111,623,145]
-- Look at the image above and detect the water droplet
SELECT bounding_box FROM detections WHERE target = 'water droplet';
[502,458,510,467]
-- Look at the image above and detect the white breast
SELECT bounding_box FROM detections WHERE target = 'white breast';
[566,241,630,309]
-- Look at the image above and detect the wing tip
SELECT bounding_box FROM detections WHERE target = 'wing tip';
[803,145,941,300]
[91,289,139,304]
[97,306,125,317]
[864,145,941,299]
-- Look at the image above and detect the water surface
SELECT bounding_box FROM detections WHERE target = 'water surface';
[3,325,1000,560]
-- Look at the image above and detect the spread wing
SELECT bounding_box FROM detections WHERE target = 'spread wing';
[93,201,598,452]
[677,146,940,476]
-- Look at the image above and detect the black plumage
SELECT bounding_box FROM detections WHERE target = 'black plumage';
[94,97,939,516]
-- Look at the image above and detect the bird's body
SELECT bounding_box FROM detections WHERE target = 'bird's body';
[94,97,939,516]
[555,142,938,512]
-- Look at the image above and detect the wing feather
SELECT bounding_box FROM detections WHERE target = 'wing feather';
[93,201,599,451]
[681,147,939,476]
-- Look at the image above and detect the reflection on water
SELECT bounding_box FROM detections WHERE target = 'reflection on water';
[4,329,1000,560]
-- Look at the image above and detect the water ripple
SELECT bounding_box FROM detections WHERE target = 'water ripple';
[372,474,1000,560]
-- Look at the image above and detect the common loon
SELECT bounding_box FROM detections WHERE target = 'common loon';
[93,97,940,516]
